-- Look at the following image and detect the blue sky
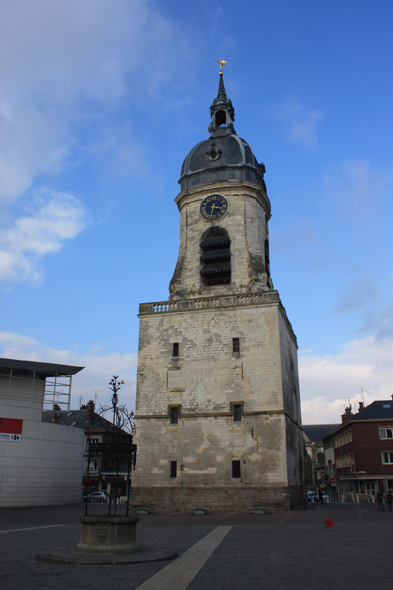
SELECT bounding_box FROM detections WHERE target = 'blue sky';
[0,0,392,423]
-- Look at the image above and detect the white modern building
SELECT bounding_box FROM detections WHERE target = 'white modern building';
[0,357,84,507]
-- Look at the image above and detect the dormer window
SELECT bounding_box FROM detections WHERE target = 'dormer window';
[200,227,231,286]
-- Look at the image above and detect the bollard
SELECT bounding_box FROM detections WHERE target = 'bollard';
[326,518,334,528]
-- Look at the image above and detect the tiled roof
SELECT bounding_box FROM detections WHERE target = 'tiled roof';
[41,409,125,435]
[349,400,393,421]
[303,424,339,442]
[321,401,393,439]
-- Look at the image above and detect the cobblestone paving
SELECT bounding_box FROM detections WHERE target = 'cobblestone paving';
[0,503,391,590]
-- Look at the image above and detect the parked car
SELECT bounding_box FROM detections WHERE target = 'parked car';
[307,490,328,502]
[84,491,109,503]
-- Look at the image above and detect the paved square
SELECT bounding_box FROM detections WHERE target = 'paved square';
[0,503,391,590]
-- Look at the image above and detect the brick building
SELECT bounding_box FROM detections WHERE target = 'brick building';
[132,72,304,511]
[322,398,393,501]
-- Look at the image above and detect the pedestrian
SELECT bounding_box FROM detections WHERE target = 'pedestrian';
[376,487,385,511]
[387,489,392,512]
[318,488,323,504]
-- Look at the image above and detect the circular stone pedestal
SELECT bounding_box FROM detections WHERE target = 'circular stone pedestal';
[77,515,140,554]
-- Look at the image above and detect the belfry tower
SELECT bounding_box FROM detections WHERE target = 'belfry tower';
[132,72,303,511]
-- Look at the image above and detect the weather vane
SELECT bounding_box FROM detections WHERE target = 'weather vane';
[214,59,227,75]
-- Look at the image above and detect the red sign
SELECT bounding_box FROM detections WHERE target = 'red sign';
[331,477,336,486]
[0,417,23,442]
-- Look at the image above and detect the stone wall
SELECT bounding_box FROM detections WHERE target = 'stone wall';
[133,297,303,510]
[131,485,291,512]
[170,180,271,299]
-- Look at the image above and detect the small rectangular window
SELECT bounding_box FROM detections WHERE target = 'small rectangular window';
[233,404,242,422]
[169,406,179,424]
[382,452,393,464]
[172,342,179,357]
[232,338,240,353]
[232,460,241,478]
[380,428,393,439]
[170,461,177,478]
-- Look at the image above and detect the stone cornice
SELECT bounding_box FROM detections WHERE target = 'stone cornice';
[138,290,297,347]
[175,180,271,219]
[135,408,302,429]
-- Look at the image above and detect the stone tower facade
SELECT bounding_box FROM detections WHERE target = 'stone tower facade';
[132,74,304,511]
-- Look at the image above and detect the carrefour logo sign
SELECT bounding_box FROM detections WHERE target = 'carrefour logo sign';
[0,418,23,442]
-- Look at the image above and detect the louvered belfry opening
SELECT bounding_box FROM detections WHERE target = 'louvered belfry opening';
[200,227,231,286]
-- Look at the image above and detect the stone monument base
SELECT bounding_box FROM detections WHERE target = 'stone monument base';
[77,514,139,554]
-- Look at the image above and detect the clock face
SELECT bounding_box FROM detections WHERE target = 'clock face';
[200,195,228,221]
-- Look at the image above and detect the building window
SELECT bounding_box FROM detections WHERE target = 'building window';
[84,459,97,473]
[172,342,179,357]
[200,227,231,286]
[382,452,393,464]
[380,428,393,439]
[170,461,177,478]
[232,460,241,478]
[264,239,270,277]
[169,406,180,424]
[232,338,240,353]
[216,110,226,127]
[86,437,99,451]
[232,404,243,422]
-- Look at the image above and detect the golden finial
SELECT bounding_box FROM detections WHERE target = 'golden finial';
[214,59,227,75]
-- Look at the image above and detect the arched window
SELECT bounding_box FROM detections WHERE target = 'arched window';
[200,227,231,286]
[215,110,226,127]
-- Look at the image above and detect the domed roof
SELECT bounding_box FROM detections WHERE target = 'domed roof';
[179,74,266,193]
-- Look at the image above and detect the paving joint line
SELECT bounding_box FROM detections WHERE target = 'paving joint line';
[0,524,67,534]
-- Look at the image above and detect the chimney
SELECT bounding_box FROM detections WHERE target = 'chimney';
[358,401,364,412]
[86,400,95,422]
[341,405,352,423]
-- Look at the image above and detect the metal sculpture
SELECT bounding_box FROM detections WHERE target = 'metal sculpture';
[84,376,137,516]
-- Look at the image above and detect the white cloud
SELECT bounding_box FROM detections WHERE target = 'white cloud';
[300,335,393,424]
[0,190,87,284]
[2,330,392,426]
[0,102,70,203]
[0,0,192,204]
[0,331,137,411]
[268,95,324,147]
